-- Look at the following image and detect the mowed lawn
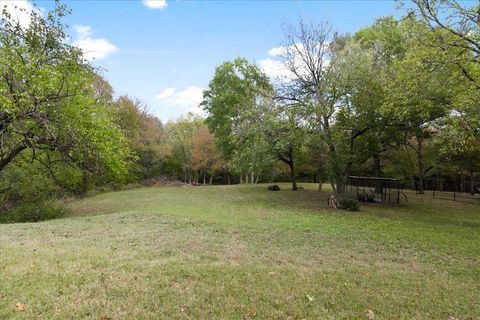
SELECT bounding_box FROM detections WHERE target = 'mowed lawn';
[1,184,479,319]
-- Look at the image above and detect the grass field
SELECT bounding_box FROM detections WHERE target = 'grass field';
[1,183,479,319]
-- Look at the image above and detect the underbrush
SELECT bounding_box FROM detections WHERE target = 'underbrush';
[0,201,65,223]
[339,196,360,211]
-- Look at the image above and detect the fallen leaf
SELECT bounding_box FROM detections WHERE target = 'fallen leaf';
[365,309,375,319]
[306,294,314,302]
[16,303,25,312]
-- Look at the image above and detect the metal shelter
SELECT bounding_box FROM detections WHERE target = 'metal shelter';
[346,176,405,204]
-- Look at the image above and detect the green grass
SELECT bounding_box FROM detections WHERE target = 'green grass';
[1,183,479,319]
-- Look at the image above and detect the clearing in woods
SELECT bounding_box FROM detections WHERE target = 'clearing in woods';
[0,183,479,319]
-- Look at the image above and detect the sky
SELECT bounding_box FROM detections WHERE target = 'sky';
[2,0,406,122]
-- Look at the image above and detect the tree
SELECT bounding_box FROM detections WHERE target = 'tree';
[276,20,353,195]
[192,126,223,185]
[166,114,203,183]
[201,57,274,183]
[349,20,408,180]
[380,19,457,193]
[404,1,480,171]
[409,0,480,87]
[113,96,168,179]
[0,2,130,199]
[263,102,307,190]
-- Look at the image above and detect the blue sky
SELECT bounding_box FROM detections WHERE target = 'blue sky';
[8,0,405,121]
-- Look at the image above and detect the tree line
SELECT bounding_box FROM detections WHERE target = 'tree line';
[202,1,480,195]
[1,0,479,217]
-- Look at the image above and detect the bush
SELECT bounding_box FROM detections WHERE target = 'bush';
[339,197,360,211]
[0,202,65,224]
[268,185,280,191]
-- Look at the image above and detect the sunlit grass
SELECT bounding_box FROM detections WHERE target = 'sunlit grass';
[1,183,479,319]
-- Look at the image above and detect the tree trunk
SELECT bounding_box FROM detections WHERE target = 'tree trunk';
[0,144,27,173]
[322,114,341,196]
[417,137,425,194]
[245,173,249,184]
[336,180,345,196]
[203,173,206,186]
[227,172,231,185]
[289,162,298,191]
[255,174,259,184]
[240,174,243,184]
[209,174,213,185]
[330,181,337,197]
[317,165,322,191]
[251,172,254,184]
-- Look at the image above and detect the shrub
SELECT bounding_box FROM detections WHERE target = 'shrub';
[0,202,65,224]
[339,197,360,211]
[268,185,280,191]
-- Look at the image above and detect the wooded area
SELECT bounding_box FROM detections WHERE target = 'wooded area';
[1,0,479,220]
[1,1,479,318]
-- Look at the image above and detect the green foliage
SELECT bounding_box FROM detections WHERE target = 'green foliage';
[0,201,65,223]
[0,157,57,206]
[339,197,360,211]
[202,57,273,165]
[112,96,168,180]
[164,114,204,181]
[0,2,132,207]
[2,0,479,214]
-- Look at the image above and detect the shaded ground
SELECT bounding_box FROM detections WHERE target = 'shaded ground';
[1,183,479,319]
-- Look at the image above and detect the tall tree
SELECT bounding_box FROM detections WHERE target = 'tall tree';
[276,20,352,195]
[0,2,130,179]
[201,57,274,182]
[380,19,457,193]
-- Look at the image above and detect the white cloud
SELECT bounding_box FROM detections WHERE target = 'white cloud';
[259,57,292,79]
[74,24,92,38]
[259,45,296,80]
[168,86,204,107]
[155,86,206,116]
[0,0,40,29]
[72,24,118,61]
[259,43,329,81]
[185,105,205,116]
[155,87,176,100]
[143,0,167,9]
[267,45,287,57]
